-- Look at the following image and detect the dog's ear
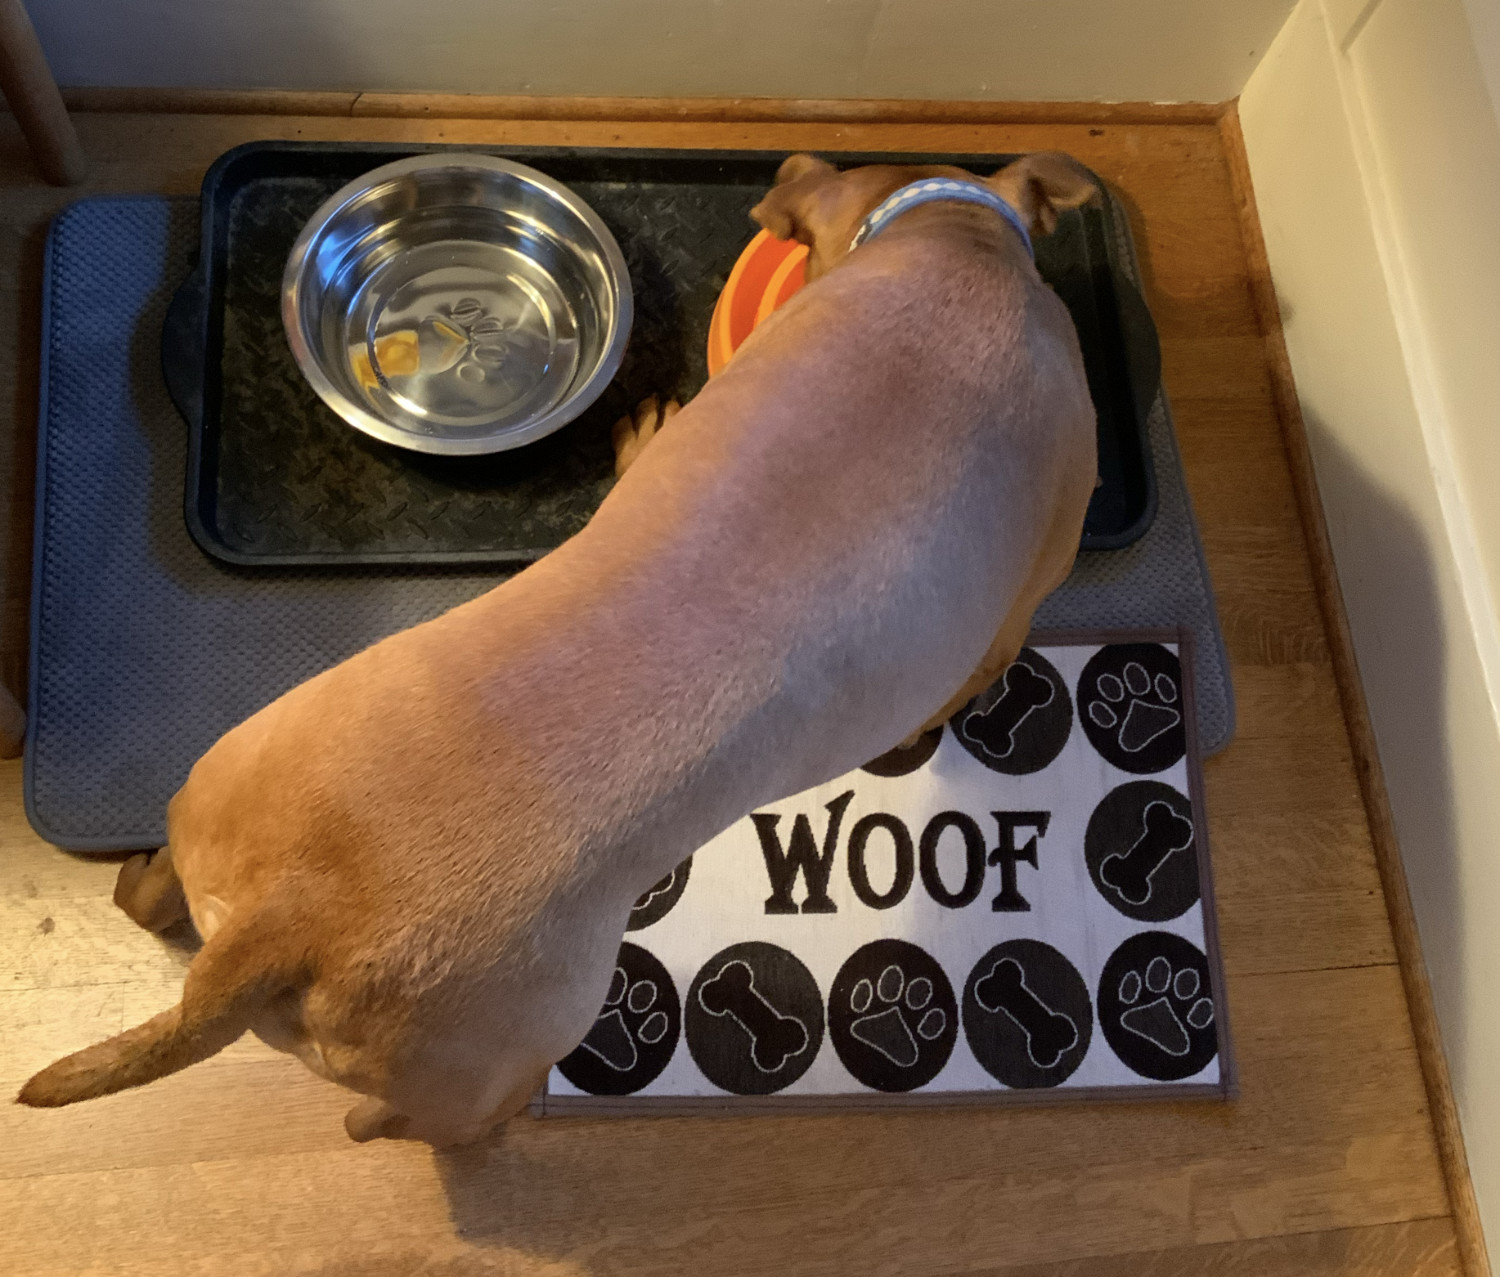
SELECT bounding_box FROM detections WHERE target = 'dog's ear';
[987,152,1100,237]
[750,154,843,246]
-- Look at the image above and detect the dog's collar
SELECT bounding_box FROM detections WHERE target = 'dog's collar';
[848,178,1034,259]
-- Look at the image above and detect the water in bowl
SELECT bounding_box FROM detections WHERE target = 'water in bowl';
[342,237,582,435]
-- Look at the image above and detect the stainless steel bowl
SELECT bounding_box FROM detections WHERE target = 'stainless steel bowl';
[282,154,632,456]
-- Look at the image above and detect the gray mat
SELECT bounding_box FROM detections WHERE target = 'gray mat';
[27,197,1233,852]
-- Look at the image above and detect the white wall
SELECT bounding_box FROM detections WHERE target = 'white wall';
[1241,0,1500,1245]
[1461,0,1500,125]
[26,0,1294,102]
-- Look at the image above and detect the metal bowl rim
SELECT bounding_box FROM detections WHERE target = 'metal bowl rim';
[281,152,633,456]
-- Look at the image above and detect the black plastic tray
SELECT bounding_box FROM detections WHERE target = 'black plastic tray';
[163,142,1160,566]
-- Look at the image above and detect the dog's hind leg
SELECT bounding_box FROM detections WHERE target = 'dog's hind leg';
[612,396,680,477]
[344,1097,413,1143]
[113,847,189,934]
[344,1061,551,1147]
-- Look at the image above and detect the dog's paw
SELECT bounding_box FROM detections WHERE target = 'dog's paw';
[344,1097,412,1143]
[112,848,189,934]
[612,396,680,477]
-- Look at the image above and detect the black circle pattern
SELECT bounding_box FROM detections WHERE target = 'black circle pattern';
[1085,782,1200,922]
[1097,931,1217,1081]
[626,856,692,931]
[828,939,957,1091]
[556,943,681,1095]
[1077,644,1186,774]
[685,942,825,1095]
[862,725,942,778]
[962,940,1093,1088]
[952,648,1073,775]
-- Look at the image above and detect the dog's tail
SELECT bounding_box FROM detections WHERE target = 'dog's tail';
[16,911,299,1108]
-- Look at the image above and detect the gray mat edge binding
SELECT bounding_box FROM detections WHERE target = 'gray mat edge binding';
[22,193,71,851]
[26,195,191,853]
[1105,182,1235,749]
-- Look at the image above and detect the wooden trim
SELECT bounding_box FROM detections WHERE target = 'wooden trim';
[57,85,1228,126]
[1219,99,1492,1277]
[63,87,361,118]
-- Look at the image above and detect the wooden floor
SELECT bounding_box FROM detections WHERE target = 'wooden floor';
[0,109,1464,1275]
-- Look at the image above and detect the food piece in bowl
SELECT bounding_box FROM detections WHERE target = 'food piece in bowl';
[349,329,423,391]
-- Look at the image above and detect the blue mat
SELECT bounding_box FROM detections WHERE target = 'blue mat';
[27,197,1233,851]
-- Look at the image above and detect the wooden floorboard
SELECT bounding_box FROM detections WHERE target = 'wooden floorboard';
[0,108,1465,1273]
[970,1219,1460,1277]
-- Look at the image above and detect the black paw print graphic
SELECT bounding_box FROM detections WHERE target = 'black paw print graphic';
[556,942,681,1095]
[953,648,1073,775]
[626,856,692,931]
[1078,644,1187,774]
[1098,932,1218,1081]
[829,940,957,1091]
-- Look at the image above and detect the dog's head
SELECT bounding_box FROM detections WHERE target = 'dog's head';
[750,151,1099,281]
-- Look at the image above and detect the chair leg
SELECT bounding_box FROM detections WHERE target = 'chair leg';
[0,683,25,758]
[0,0,85,186]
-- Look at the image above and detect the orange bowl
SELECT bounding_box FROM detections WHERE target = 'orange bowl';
[707,230,808,376]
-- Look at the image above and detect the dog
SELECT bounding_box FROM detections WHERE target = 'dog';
[18,152,1099,1145]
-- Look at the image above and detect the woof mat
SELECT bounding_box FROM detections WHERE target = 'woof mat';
[541,635,1232,1112]
[27,196,1233,852]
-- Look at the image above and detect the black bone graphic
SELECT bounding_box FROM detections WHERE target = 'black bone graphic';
[1100,801,1194,904]
[965,661,1054,758]
[974,957,1078,1068]
[699,960,810,1073]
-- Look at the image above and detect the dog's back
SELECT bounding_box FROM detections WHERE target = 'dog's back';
[20,153,1100,1146]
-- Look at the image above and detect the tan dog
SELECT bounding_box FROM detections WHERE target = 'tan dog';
[19,152,1098,1145]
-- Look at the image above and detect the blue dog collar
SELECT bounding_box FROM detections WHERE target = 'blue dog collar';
[849,178,1034,259]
